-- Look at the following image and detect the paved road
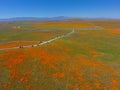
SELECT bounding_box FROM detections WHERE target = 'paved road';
[0,29,75,51]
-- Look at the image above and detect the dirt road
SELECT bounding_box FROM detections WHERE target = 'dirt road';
[0,29,75,51]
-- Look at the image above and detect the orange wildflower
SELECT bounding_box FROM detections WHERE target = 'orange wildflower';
[53,72,65,79]
[94,82,100,88]
[59,73,65,78]
[112,79,118,87]
[67,83,73,89]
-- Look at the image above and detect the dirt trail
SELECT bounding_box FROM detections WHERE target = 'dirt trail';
[0,29,75,51]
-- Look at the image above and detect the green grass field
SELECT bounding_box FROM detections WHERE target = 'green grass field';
[0,21,120,90]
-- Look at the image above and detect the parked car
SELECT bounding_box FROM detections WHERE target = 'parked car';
[19,46,23,48]
[39,41,43,44]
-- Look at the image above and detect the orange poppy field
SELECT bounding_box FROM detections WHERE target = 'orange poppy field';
[0,21,120,90]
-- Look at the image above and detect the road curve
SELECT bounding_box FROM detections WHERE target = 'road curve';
[0,29,75,51]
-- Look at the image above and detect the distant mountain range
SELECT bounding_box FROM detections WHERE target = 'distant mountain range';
[0,16,73,22]
[0,16,120,22]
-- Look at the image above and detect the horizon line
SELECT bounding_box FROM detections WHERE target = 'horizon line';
[0,16,120,20]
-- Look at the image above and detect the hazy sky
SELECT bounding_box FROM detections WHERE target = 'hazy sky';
[0,0,119,19]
